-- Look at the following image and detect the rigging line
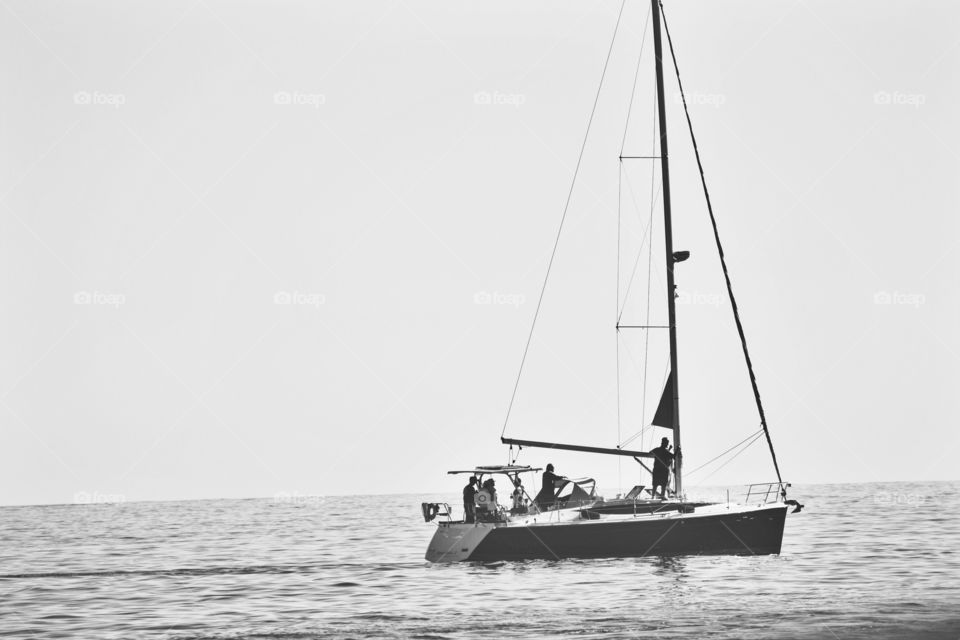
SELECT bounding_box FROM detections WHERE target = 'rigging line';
[620,358,670,451]
[616,324,664,390]
[614,168,623,330]
[501,0,628,439]
[620,320,670,451]
[616,330,622,490]
[617,325,669,329]
[619,358,669,448]
[616,164,622,491]
[616,173,661,322]
[619,2,652,156]
[620,423,646,448]
[616,160,661,319]
[641,98,657,453]
[690,432,765,487]
[617,178,660,324]
[660,3,784,486]
[685,428,764,476]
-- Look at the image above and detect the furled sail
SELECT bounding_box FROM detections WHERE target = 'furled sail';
[651,371,674,429]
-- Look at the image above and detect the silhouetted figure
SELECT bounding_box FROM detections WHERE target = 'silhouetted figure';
[463,476,479,523]
[535,463,566,508]
[476,478,498,520]
[510,477,526,513]
[482,478,498,505]
[650,437,675,499]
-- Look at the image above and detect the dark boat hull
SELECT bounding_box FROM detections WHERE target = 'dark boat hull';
[464,505,787,561]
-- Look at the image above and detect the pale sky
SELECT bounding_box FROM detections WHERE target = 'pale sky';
[1,0,957,505]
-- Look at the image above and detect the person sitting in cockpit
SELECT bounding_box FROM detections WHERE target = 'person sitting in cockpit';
[483,478,498,505]
[476,478,498,520]
[510,477,527,514]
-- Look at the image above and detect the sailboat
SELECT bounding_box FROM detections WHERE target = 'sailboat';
[423,0,802,563]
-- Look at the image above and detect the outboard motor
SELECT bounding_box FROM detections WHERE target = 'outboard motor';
[421,502,441,522]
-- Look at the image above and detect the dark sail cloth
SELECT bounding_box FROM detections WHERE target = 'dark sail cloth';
[463,483,478,523]
[535,470,562,507]
[650,445,674,486]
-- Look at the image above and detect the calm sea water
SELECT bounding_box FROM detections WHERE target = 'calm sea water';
[1,481,958,639]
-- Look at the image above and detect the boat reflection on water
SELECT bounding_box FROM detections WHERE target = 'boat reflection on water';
[651,555,687,576]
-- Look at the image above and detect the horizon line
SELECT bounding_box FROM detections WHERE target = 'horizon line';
[1,478,957,508]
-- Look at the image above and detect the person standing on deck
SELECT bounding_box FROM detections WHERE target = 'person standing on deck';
[650,437,675,499]
[462,476,479,523]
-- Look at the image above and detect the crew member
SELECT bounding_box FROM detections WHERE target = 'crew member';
[462,476,479,523]
[650,437,675,499]
[477,478,497,519]
[510,477,526,513]
[482,478,498,506]
[535,463,566,508]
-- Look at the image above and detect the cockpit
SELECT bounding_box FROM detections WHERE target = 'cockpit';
[420,464,599,523]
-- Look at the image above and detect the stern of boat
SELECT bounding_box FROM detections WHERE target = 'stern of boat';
[425,522,495,563]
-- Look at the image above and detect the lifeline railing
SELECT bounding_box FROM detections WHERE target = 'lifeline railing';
[744,482,790,505]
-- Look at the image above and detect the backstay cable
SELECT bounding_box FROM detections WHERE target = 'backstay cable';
[501,0,628,438]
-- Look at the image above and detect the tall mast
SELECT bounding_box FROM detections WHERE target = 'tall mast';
[650,0,682,496]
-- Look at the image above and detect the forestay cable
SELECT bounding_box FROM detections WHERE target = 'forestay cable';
[660,2,784,488]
